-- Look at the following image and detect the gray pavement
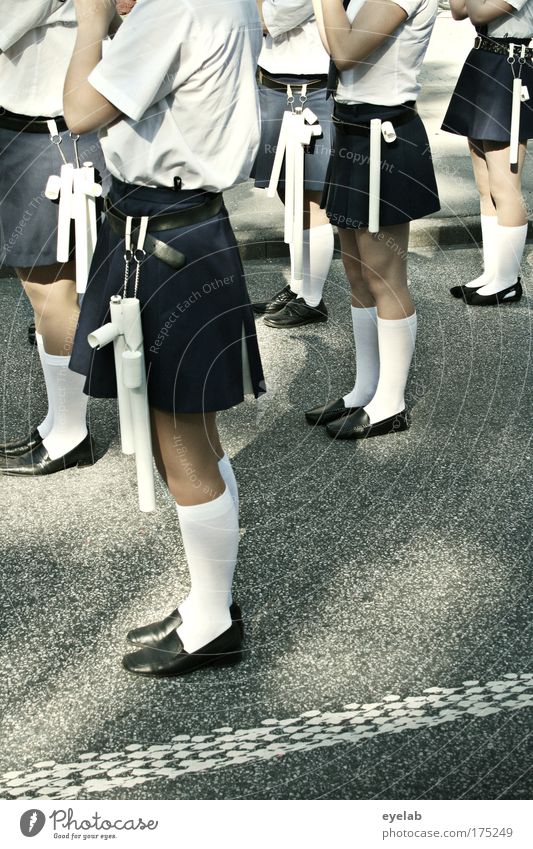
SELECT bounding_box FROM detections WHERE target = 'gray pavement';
[0,245,531,801]
[228,13,533,255]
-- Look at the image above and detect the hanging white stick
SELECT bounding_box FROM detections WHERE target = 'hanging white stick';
[292,112,305,286]
[368,119,382,234]
[56,163,74,262]
[120,298,155,513]
[266,103,322,284]
[88,295,155,513]
[284,114,296,245]
[510,76,522,167]
[73,167,88,288]
[74,162,102,294]
[267,110,291,198]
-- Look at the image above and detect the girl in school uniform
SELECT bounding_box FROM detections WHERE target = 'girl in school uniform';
[443,1,532,306]
[252,0,334,327]
[305,0,440,440]
[65,0,265,677]
[0,0,108,475]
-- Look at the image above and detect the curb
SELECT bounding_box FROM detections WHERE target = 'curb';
[234,217,533,261]
[2,217,532,277]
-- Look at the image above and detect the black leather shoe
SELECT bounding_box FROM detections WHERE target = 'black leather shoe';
[263,297,328,328]
[449,283,483,301]
[252,284,297,315]
[0,433,95,476]
[28,321,37,346]
[122,622,243,677]
[326,408,409,440]
[469,278,523,306]
[304,398,361,426]
[0,428,43,458]
[127,601,244,646]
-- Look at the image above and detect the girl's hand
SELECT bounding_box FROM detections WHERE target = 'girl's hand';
[116,0,136,13]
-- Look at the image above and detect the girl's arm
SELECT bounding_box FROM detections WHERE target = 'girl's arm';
[449,0,469,20]
[63,0,121,133]
[318,0,408,71]
[256,1,268,34]
[465,0,517,26]
[312,0,331,53]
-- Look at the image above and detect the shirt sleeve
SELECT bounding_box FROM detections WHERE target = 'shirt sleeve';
[388,0,424,19]
[506,0,530,11]
[262,1,315,38]
[88,0,193,122]
[0,0,68,52]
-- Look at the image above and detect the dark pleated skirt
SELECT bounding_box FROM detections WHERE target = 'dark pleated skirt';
[70,179,265,414]
[442,42,533,141]
[322,101,440,229]
[252,73,333,190]
[0,126,107,267]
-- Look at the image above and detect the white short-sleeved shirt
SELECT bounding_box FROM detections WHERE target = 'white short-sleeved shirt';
[89,0,262,191]
[336,0,438,106]
[259,1,330,74]
[487,0,533,39]
[0,0,76,116]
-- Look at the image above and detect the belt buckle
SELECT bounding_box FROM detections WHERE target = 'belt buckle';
[474,35,482,50]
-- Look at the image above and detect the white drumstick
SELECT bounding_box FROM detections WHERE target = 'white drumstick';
[120,298,155,513]
[510,76,522,167]
[57,163,74,262]
[292,113,305,286]
[284,113,296,245]
[267,111,291,198]
[88,295,156,512]
[369,119,382,234]
[73,167,89,293]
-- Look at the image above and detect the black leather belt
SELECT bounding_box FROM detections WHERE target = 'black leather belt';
[257,68,328,93]
[333,104,418,136]
[105,193,223,270]
[473,35,533,58]
[0,108,68,134]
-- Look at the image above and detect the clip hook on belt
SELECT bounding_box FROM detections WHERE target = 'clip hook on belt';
[123,215,149,300]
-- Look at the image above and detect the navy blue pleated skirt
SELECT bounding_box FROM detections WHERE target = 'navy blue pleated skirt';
[252,72,333,191]
[70,179,265,414]
[0,125,107,268]
[442,40,533,141]
[322,101,440,229]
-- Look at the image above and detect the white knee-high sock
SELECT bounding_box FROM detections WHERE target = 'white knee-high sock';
[466,213,498,288]
[41,351,88,460]
[300,224,334,307]
[218,453,238,513]
[35,333,54,439]
[176,487,239,653]
[343,306,380,408]
[476,223,527,296]
[364,313,417,424]
[180,455,238,617]
[289,244,300,295]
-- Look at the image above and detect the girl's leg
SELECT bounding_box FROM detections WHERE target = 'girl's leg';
[354,224,417,422]
[18,261,79,356]
[150,408,239,653]
[476,141,528,297]
[15,262,88,458]
[337,226,380,409]
[465,139,498,288]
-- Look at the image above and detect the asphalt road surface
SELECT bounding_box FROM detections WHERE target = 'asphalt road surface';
[0,246,531,800]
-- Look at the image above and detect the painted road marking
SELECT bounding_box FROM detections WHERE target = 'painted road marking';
[1,675,531,799]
